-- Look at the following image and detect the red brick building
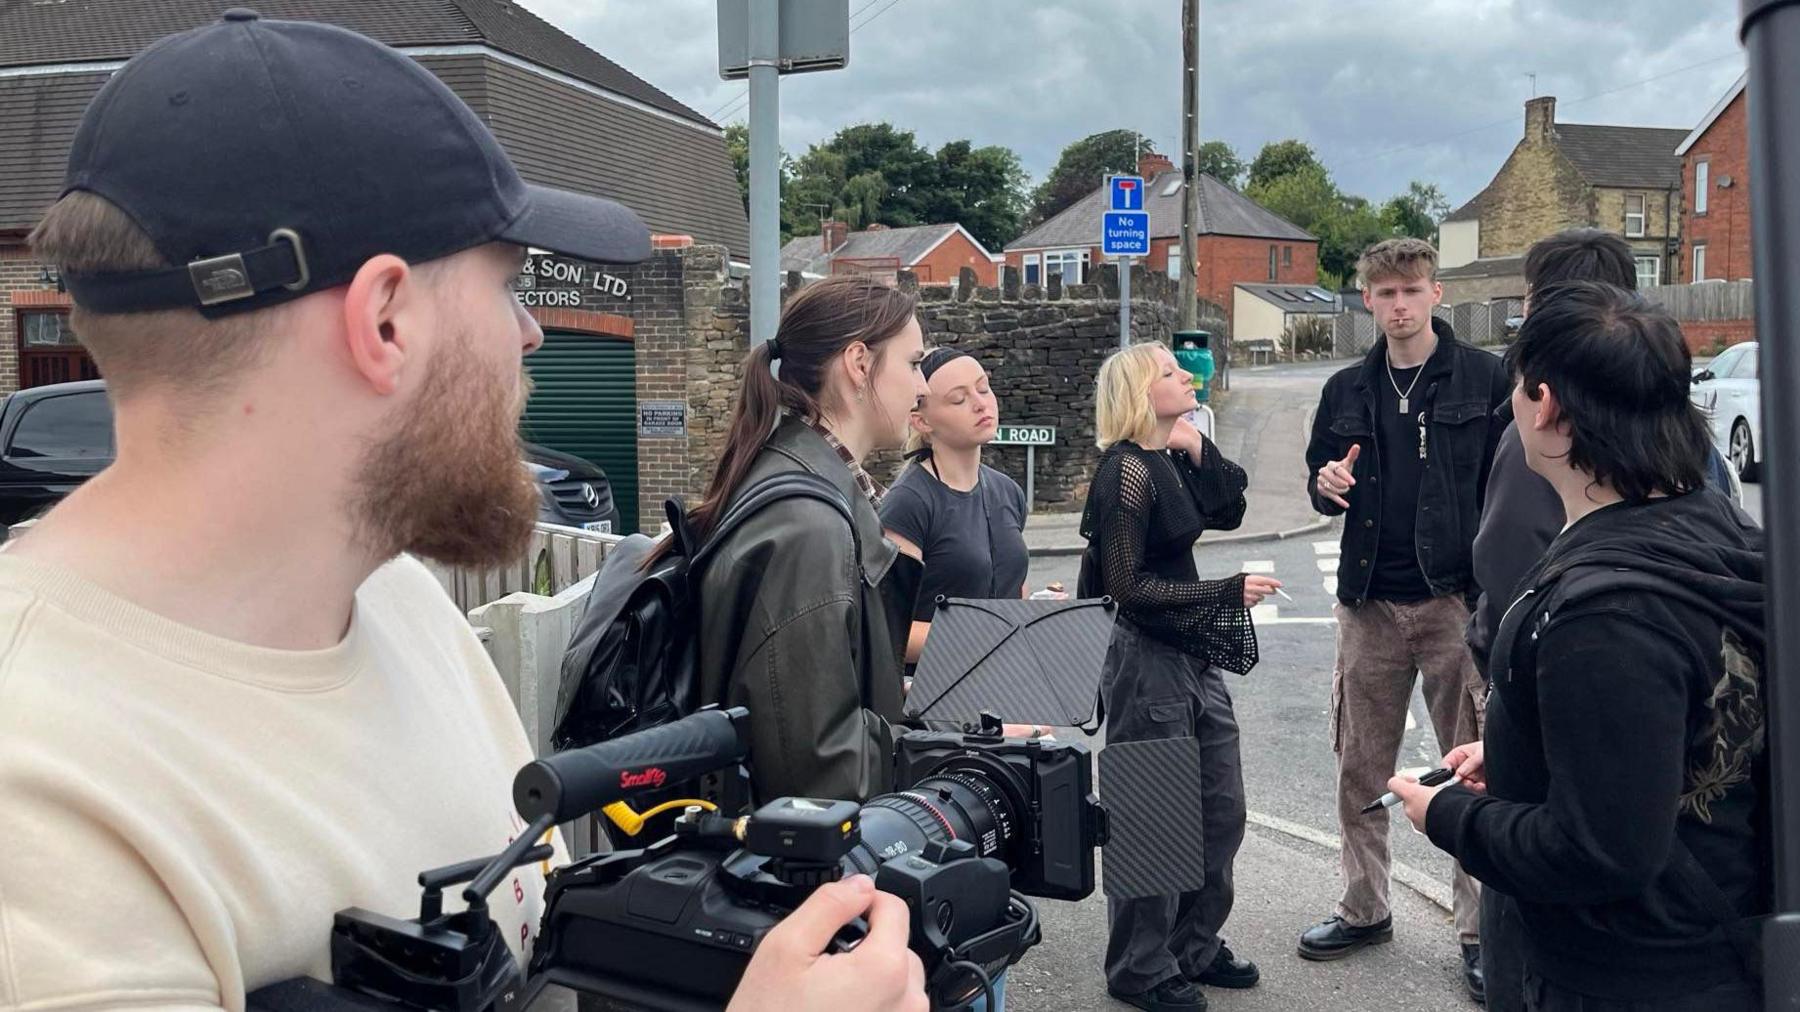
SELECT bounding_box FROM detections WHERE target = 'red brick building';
[1678,73,1752,285]
[1003,153,1318,323]
[780,221,1000,286]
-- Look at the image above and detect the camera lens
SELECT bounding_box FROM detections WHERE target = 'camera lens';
[841,753,1028,879]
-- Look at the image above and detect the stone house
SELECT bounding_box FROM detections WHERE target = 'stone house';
[1438,96,1688,302]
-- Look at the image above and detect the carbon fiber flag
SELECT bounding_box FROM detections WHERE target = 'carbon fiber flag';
[904,596,1117,729]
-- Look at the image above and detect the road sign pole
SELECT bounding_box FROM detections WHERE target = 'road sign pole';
[1025,445,1036,515]
[1119,256,1131,348]
[748,0,779,350]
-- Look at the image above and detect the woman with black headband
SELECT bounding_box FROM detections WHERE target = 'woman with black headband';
[880,346,1035,1012]
[880,346,1040,669]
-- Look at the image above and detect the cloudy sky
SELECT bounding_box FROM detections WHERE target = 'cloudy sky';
[525,0,1745,212]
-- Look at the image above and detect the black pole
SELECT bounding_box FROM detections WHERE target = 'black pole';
[1740,2,1800,1008]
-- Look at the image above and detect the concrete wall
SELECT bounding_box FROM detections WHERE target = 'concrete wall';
[1231,289,1288,346]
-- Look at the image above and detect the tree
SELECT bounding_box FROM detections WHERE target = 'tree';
[1247,139,1323,190]
[927,140,1030,252]
[779,123,1031,249]
[1195,140,1246,189]
[1379,181,1452,242]
[1030,129,1153,225]
[1246,163,1383,288]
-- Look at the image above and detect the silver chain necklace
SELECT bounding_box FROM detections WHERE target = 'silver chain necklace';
[1385,352,1424,414]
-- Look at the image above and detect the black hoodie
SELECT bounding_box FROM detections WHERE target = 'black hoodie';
[1426,490,1768,1000]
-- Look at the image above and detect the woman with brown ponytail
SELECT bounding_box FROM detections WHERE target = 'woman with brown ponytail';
[691,275,929,806]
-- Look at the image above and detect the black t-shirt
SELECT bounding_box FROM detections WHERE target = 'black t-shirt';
[880,463,1030,622]
[1367,361,1432,602]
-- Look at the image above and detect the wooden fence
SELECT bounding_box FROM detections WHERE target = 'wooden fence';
[1642,279,1755,321]
[422,522,624,614]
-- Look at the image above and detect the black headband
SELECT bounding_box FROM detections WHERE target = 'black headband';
[920,347,973,382]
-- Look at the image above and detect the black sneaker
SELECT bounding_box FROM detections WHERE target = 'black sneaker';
[1192,943,1260,989]
[1107,976,1208,1011]
[1462,943,1485,1005]
[1296,914,1394,961]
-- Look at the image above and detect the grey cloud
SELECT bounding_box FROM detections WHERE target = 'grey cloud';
[531,0,1745,210]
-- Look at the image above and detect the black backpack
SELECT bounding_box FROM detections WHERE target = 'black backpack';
[550,470,856,753]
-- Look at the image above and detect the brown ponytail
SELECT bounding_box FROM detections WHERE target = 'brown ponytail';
[651,275,918,561]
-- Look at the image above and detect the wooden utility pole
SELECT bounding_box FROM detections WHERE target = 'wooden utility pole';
[1178,0,1198,332]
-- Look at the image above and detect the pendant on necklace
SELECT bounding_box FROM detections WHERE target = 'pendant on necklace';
[1399,397,1409,414]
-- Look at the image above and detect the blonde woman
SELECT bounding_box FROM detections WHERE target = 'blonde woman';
[1079,342,1280,1012]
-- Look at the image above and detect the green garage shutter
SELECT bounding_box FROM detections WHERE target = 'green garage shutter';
[521,331,638,531]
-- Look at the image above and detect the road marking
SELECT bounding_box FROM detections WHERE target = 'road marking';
[1242,560,1275,574]
[1313,541,1340,556]
[1246,811,1454,913]
[1250,603,1337,626]
[1405,709,1416,731]
[1316,557,1339,574]
[1323,576,1338,596]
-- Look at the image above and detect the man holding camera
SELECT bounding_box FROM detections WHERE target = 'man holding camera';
[0,12,923,1011]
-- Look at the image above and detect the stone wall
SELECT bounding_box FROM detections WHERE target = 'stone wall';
[671,253,1206,514]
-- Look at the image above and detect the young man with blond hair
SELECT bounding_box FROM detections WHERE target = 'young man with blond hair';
[1298,238,1510,1003]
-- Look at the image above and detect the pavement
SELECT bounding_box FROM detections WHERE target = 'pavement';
[1023,362,1343,557]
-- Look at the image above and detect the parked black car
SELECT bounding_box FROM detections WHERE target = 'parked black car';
[0,380,621,534]
[524,441,620,534]
[0,380,112,526]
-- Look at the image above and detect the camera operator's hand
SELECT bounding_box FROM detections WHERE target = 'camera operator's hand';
[728,874,927,1012]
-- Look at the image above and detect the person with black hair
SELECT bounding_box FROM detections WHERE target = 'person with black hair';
[1467,228,1738,681]
[1390,282,1769,1011]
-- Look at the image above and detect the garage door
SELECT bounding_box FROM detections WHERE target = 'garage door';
[521,331,638,531]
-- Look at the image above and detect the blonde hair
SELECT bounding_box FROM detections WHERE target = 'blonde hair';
[1356,237,1439,287]
[1094,343,1164,449]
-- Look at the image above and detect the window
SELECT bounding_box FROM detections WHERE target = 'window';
[7,391,113,460]
[1043,249,1087,285]
[1022,253,1040,285]
[1695,160,1710,215]
[1624,193,1647,237]
[1692,243,1708,283]
[1283,245,1294,267]
[1710,344,1748,379]
[1166,246,1182,280]
[1634,255,1661,289]
[20,312,77,348]
[1268,245,1278,281]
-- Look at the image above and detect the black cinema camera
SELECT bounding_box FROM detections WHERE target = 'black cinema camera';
[259,706,1108,1012]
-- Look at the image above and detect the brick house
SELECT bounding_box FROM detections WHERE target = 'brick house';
[779,221,1001,286]
[1438,96,1688,302]
[0,0,752,531]
[1678,73,1751,285]
[1003,153,1318,323]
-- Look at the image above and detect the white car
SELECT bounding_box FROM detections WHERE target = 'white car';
[1691,341,1761,482]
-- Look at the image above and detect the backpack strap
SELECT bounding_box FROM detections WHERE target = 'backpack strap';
[691,470,859,572]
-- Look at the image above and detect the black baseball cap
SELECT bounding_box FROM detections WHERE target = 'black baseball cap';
[58,8,650,317]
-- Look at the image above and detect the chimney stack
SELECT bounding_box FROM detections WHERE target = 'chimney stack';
[822,219,848,254]
[1137,152,1176,179]
[1524,96,1557,143]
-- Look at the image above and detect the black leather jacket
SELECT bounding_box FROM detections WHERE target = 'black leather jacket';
[1304,320,1511,605]
[697,418,918,805]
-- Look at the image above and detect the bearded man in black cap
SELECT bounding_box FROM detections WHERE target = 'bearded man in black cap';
[0,12,925,1011]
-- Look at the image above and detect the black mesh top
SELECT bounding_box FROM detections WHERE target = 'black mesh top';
[1078,437,1258,673]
